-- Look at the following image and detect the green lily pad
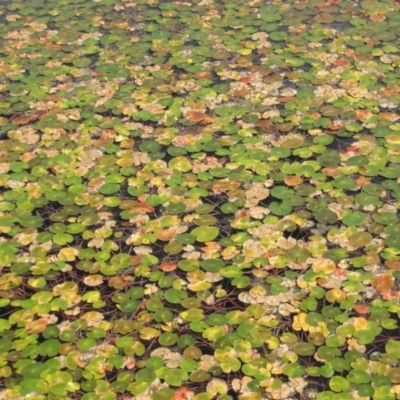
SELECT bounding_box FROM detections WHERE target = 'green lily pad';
[191,226,219,242]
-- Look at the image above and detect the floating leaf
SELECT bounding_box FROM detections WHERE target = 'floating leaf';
[372,274,394,291]
[191,226,219,242]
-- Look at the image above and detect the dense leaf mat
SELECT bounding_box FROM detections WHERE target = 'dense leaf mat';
[1,0,400,399]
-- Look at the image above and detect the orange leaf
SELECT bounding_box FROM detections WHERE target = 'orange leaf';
[372,274,394,291]
[334,58,351,67]
[184,111,208,122]
[26,318,48,334]
[355,110,373,120]
[370,14,386,21]
[353,304,369,314]
[171,387,194,400]
[284,175,302,186]
[99,129,116,139]
[131,203,155,213]
[155,229,177,241]
[137,195,148,203]
[379,112,399,121]
[159,262,177,272]
[201,241,221,252]
[327,121,343,131]
[194,71,212,79]
[322,167,340,177]
[355,176,370,186]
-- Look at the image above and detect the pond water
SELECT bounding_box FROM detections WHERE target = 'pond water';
[1,0,400,399]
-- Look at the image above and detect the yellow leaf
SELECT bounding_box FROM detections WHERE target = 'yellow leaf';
[237,48,252,56]
[352,317,368,331]
[292,313,310,332]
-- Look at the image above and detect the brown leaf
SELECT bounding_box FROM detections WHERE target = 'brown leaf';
[334,58,351,67]
[255,119,273,129]
[379,112,399,122]
[94,138,114,147]
[194,71,213,79]
[231,88,250,97]
[385,261,400,270]
[366,253,380,264]
[12,116,33,125]
[129,255,143,265]
[109,276,129,289]
[131,203,154,213]
[278,96,295,103]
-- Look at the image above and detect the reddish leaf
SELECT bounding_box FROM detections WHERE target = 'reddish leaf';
[240,76,253,83]
[381,290,400,300]
[334,268,347,277]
